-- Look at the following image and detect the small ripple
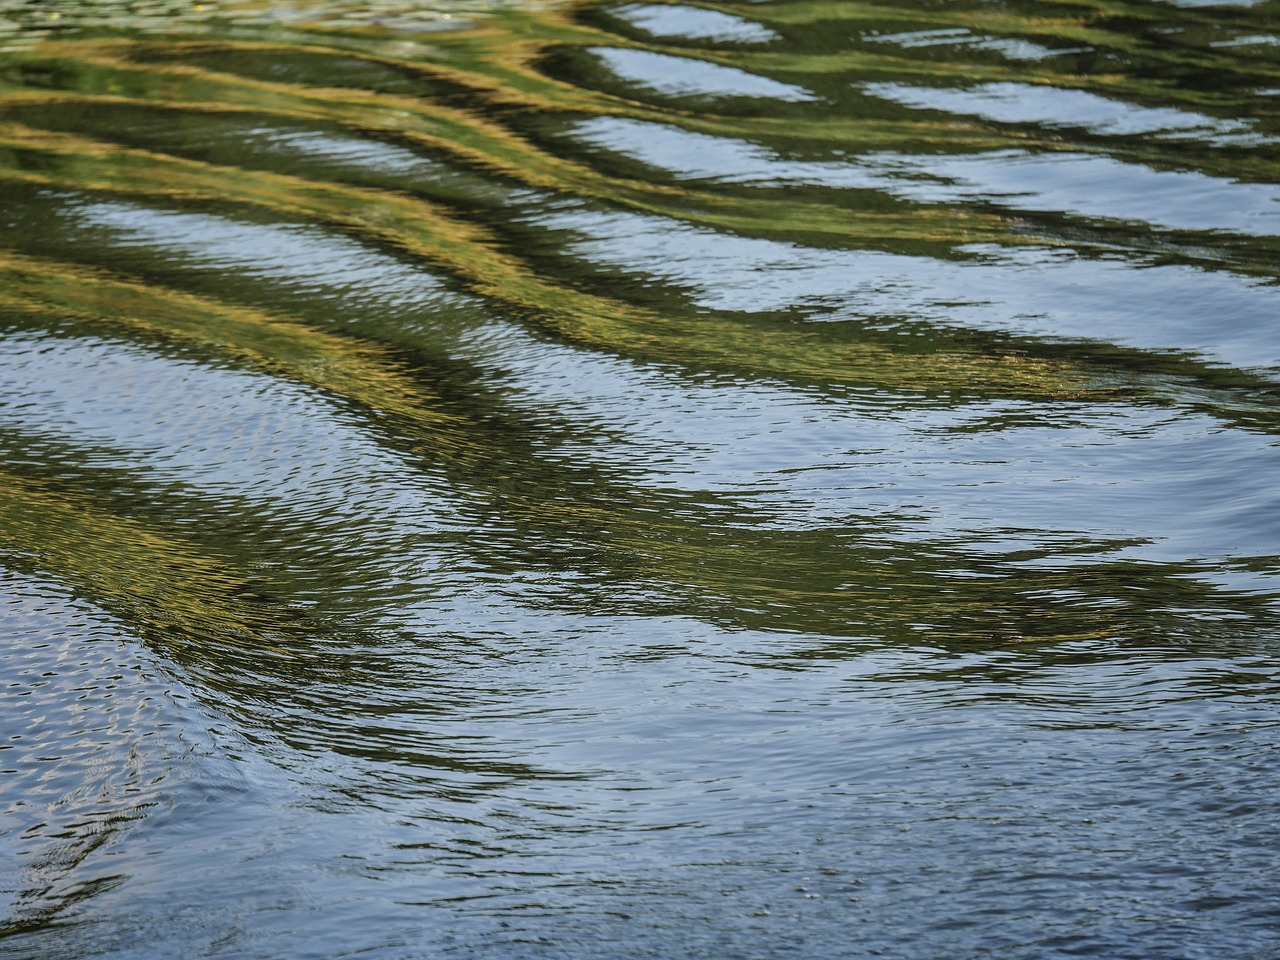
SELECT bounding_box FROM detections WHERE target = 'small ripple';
[880,150,1280,237]
[862,27,1077,61]
[586,46,816,102]
[69,199,455,313]
[567,115,886,187]
[862,81,1264,144]
[609,3,779,44]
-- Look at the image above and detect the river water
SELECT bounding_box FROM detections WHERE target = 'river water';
[1,0,1278,957]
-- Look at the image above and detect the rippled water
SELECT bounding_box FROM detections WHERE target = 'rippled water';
[2,0,1279,957]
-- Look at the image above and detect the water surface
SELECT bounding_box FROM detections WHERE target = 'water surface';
[2,0,1279,957]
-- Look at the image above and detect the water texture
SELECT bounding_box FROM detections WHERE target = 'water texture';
[1,0,1279,957]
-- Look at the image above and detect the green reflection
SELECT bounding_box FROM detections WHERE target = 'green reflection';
[0,0,1277,686]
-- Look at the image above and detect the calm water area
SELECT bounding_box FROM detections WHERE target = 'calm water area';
[1,0,1279,956]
